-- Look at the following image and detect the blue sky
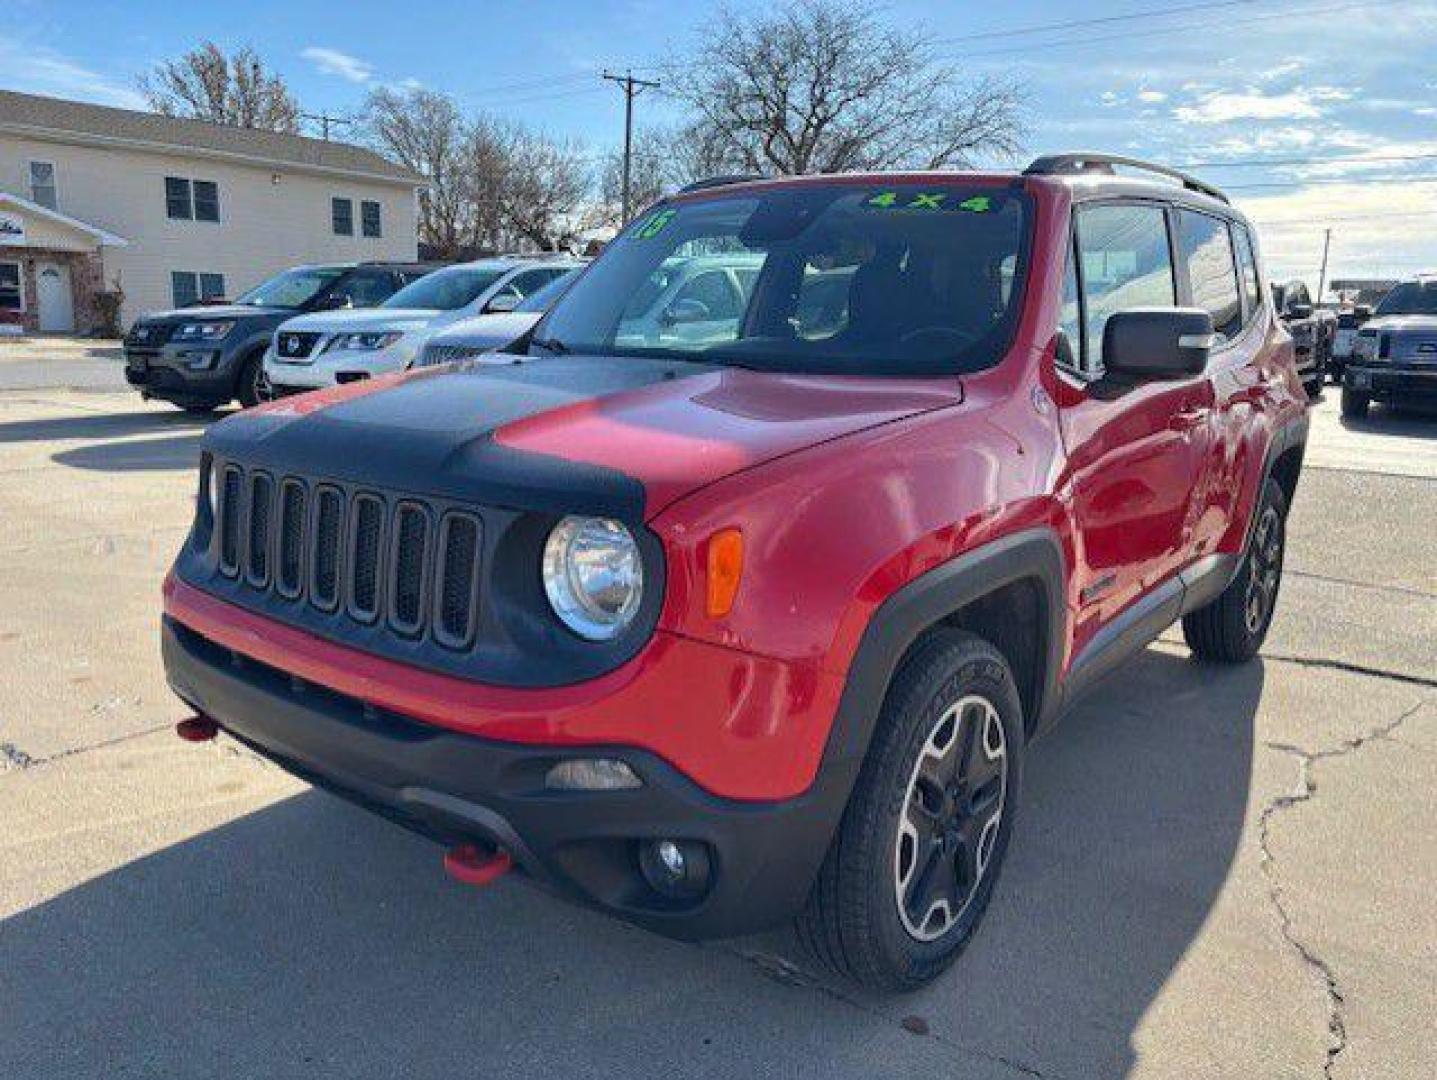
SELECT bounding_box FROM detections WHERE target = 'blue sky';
[5,0,1436,288]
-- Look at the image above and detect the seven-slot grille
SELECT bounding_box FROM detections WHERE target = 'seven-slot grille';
[212,462,484,648]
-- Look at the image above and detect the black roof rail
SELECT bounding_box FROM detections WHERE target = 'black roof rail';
[678,174,767,194]
[1023,152,1229,205]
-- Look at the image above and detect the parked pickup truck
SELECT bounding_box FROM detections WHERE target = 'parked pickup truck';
[1271,279,1336,396]
[1342,276,1437,418]
[162,154,1307,990]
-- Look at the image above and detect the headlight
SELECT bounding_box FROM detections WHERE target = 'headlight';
[542,516,644,641]
[175,320,235,342]
[326,331,403,353]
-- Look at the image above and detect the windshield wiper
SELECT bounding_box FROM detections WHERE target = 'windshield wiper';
[529,336,570,355]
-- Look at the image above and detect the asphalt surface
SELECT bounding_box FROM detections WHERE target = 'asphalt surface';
[1,344,1433,1079]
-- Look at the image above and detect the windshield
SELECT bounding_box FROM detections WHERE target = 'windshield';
[516,269,581,313]
[534,184,1030,375]
[383,266,507,310]
[236,267,346,309]
[1375,282,1437,317]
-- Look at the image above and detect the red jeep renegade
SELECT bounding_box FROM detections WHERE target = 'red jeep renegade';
[163,153,1308,990]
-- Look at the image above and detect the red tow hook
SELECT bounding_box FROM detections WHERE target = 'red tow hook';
[443,843,513,887]
[175,715,219,742]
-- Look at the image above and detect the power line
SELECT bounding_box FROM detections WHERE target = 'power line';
[1183,152,1437,169]
[1226,173,1437,190]
[933,0,1269,44]
[944,0,1397,58]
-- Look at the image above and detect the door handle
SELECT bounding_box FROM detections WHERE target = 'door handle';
[1170,407,1210,432]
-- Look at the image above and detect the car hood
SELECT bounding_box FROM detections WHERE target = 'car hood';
[276,308,448,335]
[209,355,962,520]
[1360,315,1437,334]
[137,304,284,324]
[428,311,543,349]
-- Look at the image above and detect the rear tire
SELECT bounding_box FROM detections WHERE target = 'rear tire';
[1182,478,1288,663]
[1340,387,1370,419]
[797,629,1023,991]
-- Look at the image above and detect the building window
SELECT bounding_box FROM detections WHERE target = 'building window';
[332,197,354,236]
[361,200,382,238]
[29,162,58,210]
[166,177,192,220]
[0,262,22,311]
[166,176,220,221]
[171,272,226,308]
[193,180,220,222]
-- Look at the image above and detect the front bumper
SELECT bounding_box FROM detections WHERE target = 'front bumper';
[125,342,237,405]
[265,345,413,391]
[1345,363,1437,400]
[162,614,847,939]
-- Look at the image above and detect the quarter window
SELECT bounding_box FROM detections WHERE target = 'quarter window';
[0,262,22,311]
[332,198,354,236]
[1233,224,1263,322]
[1176,210,1242,342]
[361,200,382,238]
[29,162,57,210]
[1074,204,1176,370]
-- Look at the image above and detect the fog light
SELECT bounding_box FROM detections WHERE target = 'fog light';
[545,758,642,791]
[638,838,712,900]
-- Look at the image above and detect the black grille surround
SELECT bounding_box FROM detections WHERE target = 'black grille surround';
[179,455,666,689]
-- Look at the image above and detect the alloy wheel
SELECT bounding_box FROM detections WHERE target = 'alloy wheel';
[1245,504,1284,634]
[893,694,1008,942]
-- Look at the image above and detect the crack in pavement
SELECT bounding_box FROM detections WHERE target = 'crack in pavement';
[719,947,1052,1078]
[1261,652,1437,691]
[1,742,37,771]
[1286,568,1437,601]
[0,723,174,777]
[1257,700,1427,1079]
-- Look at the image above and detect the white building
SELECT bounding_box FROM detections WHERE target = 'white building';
[0,89,421,334]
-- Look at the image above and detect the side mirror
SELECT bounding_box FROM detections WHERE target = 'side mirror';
[661,298,710,326]
[1287,302,1314,320]
[1103,308,1214,382]
[1354,305,1374,323]
[486,292,521,314]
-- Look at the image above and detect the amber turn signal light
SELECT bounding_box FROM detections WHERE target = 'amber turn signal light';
[706,528,744,618]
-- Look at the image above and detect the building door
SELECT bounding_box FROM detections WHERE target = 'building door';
[36,262,75,334]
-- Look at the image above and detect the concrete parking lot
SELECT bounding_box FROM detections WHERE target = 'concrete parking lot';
[1,344,1433,1079]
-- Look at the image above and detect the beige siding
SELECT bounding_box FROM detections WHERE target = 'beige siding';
[1,134,418,325]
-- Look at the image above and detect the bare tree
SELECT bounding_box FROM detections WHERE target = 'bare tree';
[665,1,1024,175]
[500,130,593,250]
[139,43,300,132]
[364,87,472,257]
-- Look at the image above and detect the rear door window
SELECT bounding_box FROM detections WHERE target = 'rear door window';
[1176,211,1243,343]
[1074,204,1176,371]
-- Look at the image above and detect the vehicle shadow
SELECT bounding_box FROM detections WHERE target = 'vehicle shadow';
[51,434,205,472]
[0,647,1259,1079]
[0,408,223,446]
[1339,403,1437,434]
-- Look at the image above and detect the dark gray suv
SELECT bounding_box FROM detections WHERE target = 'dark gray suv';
[123,262,436,412]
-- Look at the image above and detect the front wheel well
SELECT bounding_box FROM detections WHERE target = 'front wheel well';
[933,577,1048,738]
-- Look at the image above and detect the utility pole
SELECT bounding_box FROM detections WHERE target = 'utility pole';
[301,112,354,141]
[602,70,661,225]
[1317,227,1333,303]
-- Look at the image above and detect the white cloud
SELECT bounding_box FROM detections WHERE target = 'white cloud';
[301,46,374,84]
[1257,59,1304,83]
[1137,89,1167,104]
[1174,85,1352,124]
[1100,90,1120,107]
[0,38,147,109]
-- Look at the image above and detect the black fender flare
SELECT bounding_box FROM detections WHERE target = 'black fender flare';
[816,528,1068,796]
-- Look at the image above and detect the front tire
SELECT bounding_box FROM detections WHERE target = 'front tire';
[1341,386,1370,419]
[1182,477,1288,662]
[797,630,1024,990]
[236,353,268,408]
